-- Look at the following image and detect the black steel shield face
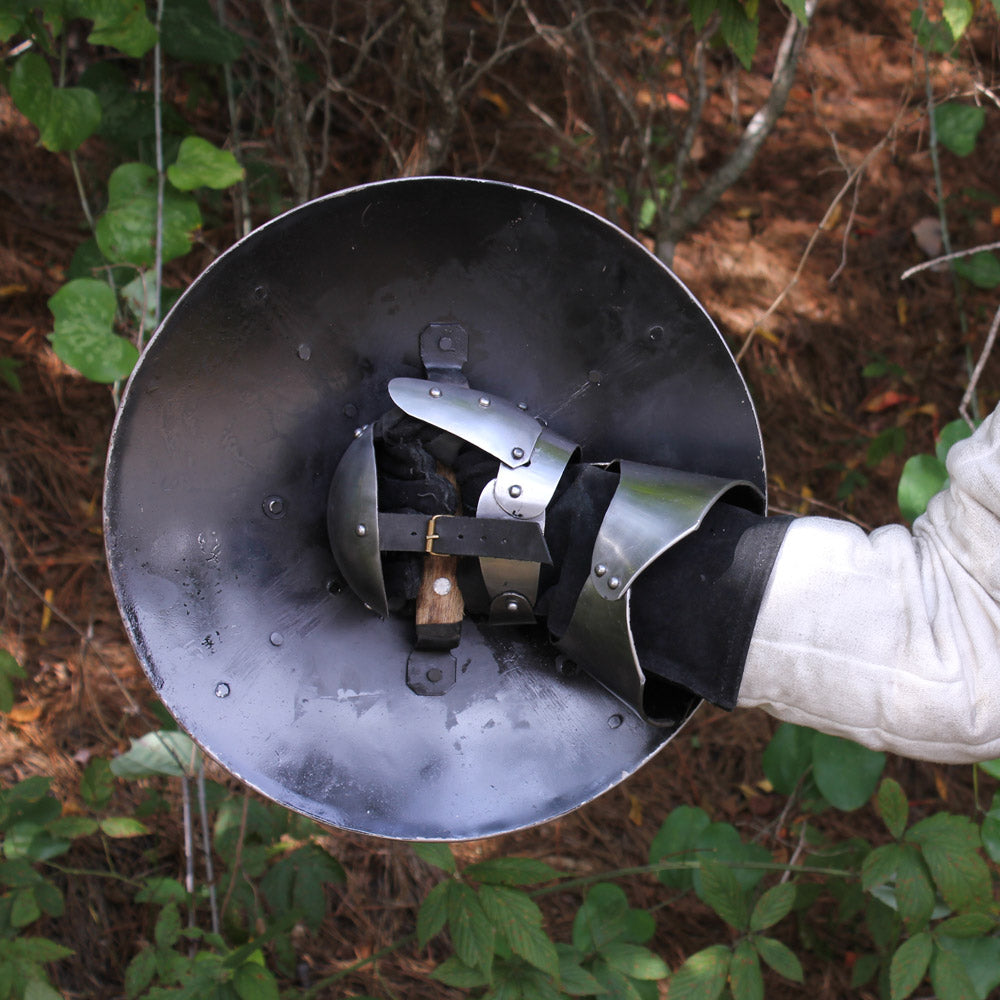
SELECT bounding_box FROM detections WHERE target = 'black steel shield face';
[104,178,765,841]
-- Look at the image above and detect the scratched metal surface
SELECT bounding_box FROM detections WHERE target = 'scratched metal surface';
[104,178,765,840]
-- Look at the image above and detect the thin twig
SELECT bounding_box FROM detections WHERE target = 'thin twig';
[153,0,165,331]
[219,792,251,920]
[960,301,1000,429]
[900,240,1000,281]
[0,536,142,713]
[196,758,220,935]
[735,115,902,364]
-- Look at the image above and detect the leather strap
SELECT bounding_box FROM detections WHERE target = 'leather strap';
[378,512,551,564]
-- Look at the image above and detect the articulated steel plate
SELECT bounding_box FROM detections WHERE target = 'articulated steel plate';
[104,177,764,840]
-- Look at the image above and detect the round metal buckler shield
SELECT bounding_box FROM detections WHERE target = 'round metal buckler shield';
[104,177,765,841]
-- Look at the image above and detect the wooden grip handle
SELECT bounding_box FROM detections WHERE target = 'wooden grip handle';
[414,465,464,650]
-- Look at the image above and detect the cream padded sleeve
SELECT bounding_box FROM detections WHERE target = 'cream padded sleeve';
[739,407,1000,763]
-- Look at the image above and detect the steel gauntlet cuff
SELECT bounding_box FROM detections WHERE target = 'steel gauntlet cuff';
[555,464,765,724]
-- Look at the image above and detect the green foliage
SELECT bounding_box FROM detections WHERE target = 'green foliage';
[897,419,974,522]
[934,102,986,157]
[1,0,244,384]
[762,722,886,809]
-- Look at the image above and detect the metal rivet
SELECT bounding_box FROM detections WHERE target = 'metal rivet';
[269,631,284,646]
[353,427,363,438]
[263,496,285,518]
[429,386,442,398]
[608,576,621,590]
[594,564,607,577]
[511,447,525,460]
[355,524,367,537]
[478,396,491,408]
[297,343,311,361]
[608,713,624,729]
[214,682,230,698]
[433,577,452,596]
[506,600,520,614]
[344,403,358,418]
[517,402,528,411]
[588,369,602,384]
[426,667,443,683]
[648,325,664,342]
[508,485,522,498]
[438,335,453,351]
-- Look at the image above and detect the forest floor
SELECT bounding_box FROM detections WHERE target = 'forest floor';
[1,2,999,997]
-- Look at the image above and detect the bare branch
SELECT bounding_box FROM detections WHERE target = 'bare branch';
[658,0,819,255]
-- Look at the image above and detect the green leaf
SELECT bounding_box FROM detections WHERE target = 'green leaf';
[980,791,1000,863]
[160,0,243,63]
[718,0,758,69]
[954,251,1000,289]
[417,880,451,947]
[649,805,711,890]
[80,758,114,810]
[911,9,956,52]
[934,102,986,157]
[411,842,456,874]
[96,162,201,267]
[99,816,150,838]
[0,649,26,713]
[850,952,880,988]
[728,940,763,1000]
[862,844,903,890]
[811,732,885,810]
[464,857,561,887]
[18,937,74,963]
[0,357,22,393]
[894,845,935,931]
[600,942,669,980]
[232,962,279,1000]
[889,931,932,1000]
[167,136,245,191]
[935,913,996,937]
[8,52,101,151]
[573,883,630,953]
[135,877,188,905]
[11,888,42,927]
[697,860,749,930]
[753,936,803,983]
[479,885,558,978]
[447,882,495,975]
[898,453,948,522]
[47,278,138,383]
[110,730,197,778]
[761,723,813,796]
[688,0,717,33]
[47,816,99,839]
[154,902,182,949]
[591,960,647,1000]
[906,812,979,854]
[693,823,771,894]
[936,419,975,463]
[877,778,909,839]
[930,942,979,1000]
[749,882,796,931]
[782,0,808,25]
[936,936,1000,999]
[23,982,63,1000]
[430,956,491,989]
[942,0,973,42]
[125,947,157,998]
[87,0,158,57]
[556,944,605,996]
[668,944,730,1000]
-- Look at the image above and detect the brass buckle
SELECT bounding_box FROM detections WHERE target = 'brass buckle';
[425,514,450,554]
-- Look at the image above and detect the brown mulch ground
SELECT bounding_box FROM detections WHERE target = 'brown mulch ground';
[2,2,999,997]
